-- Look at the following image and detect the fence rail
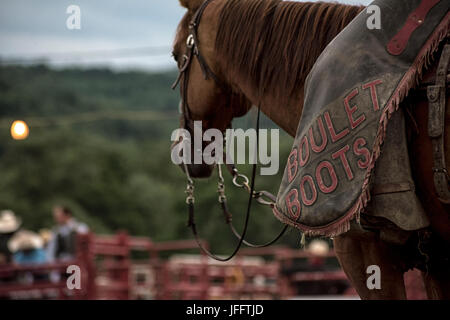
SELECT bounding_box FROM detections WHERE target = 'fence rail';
[0,232,356,300]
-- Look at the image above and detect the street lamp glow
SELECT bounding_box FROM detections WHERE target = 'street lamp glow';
[11,120,29,140]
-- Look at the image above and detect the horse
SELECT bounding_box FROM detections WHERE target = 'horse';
[172,0,450,299]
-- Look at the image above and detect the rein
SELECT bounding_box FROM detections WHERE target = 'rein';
[172,0,287,261]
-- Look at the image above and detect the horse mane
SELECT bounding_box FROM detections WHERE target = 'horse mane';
[215,0,364,104]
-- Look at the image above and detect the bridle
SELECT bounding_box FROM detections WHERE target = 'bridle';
[172,0,228,132]
[172,0,288,262]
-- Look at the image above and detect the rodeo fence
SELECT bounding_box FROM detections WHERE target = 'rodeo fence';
[0,232,425,300]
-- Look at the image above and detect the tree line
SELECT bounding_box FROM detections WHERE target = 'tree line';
[0,65,301,253]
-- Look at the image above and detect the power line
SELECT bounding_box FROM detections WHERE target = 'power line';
[0,45,173,66]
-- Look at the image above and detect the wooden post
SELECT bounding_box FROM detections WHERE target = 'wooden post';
[77,233,96,300]
[117,231,130,300]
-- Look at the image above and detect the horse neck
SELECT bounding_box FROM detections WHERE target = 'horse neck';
[215,0,364,137]
[238,82,306,138]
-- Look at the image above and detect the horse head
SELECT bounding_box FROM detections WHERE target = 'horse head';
[171,0,252,179]
[171,0,363,179]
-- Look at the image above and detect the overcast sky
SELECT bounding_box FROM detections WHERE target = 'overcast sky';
[0,0,372,71]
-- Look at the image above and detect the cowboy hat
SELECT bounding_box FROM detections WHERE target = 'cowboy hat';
[0,210,22,234]
[307,239,330,257]
[8,230,44,253]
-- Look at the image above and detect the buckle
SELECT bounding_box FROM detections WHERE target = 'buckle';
[186,34,195,49]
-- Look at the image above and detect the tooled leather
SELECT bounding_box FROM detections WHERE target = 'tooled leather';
[274,0,449,235]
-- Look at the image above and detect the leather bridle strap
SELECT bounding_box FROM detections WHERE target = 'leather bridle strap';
[218,161,289,248]
[183,106,262,262]
[172,0,224,132]
[172,0,218,88]
[174,0,287,261]
[225,201,289,248]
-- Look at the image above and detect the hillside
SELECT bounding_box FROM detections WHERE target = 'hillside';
[0,65,299,252]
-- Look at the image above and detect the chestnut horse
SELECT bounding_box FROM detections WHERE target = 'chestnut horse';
[172,0,450,299]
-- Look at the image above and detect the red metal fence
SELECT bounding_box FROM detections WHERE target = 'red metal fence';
[1,232,423,300]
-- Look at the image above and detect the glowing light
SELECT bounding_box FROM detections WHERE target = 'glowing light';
[11,121,29,140]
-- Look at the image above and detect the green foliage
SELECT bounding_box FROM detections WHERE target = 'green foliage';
[0,65,179,117]
[0,65,302,253]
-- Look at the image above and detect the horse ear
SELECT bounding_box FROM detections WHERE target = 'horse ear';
[179,0,204,12]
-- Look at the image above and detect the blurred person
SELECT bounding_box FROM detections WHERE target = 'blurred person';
[307,239,330,270]
[281,240,331,276]
[47,206,88,262]
[8,230,48,285]
[304,240,349,296]
[39,229,52,249]
[9,230,47,265]
[0,210,21,265]
[281,239,350,296]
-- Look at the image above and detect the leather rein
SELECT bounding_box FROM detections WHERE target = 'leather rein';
[172,0,287,262]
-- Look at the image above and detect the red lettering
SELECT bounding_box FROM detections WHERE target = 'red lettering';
[344,88,366,130]
[362,79,383,112]
[353,138,371,169]
[316,161,338,194]
[324,112,349,143]
[299,135,310,167]
[309,117,328,153]
[332,145,354,181]
[285,189,301,220]
[300,175,318,206]
[288,148,298,183]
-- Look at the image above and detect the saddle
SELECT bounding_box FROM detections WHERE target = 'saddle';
[274,0,450,238]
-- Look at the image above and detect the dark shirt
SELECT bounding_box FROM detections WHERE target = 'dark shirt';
[0,233,15,264]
